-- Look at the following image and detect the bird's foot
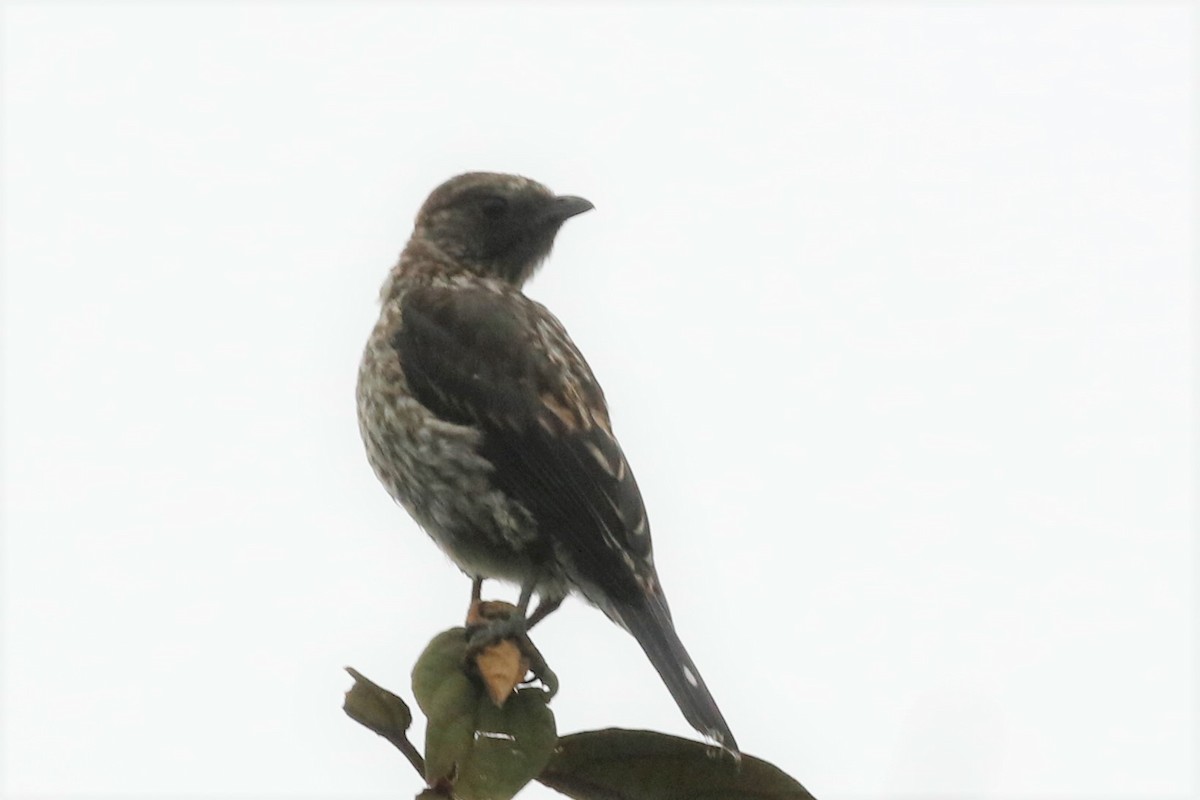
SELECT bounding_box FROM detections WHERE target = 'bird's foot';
[464,599,528,655]
[463,600,557,698]
[465,613,528,651]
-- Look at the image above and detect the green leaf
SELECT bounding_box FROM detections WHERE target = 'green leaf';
[538,729,817,800]
[412,629,483,787]
[411,627,558,800]
[412,628,477,717]
[456,687,558,800]
[343,666,413,735]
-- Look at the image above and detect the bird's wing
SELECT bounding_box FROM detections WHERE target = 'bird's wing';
[394,284,656,606]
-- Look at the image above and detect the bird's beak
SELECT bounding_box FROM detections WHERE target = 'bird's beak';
[550,195,595,221]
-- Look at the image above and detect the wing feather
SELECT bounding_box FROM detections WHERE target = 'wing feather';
[395,285,653,604]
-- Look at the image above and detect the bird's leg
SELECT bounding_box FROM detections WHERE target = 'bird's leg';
[516,581,535,617]
[466,575,485,624]
[526,595,563,629]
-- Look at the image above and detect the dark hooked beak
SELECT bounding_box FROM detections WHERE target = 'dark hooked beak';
[548,195,595,222]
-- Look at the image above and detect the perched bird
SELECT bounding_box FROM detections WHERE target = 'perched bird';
[357,172,738,755]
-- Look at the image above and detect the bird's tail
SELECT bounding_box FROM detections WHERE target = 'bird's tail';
[616,593,740,758]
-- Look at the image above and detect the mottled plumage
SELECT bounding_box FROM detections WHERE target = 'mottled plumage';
[356,172,738,754]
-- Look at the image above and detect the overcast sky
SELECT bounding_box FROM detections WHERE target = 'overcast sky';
[1,4,1193,799]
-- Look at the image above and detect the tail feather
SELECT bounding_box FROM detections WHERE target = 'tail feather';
[616,595,740,757]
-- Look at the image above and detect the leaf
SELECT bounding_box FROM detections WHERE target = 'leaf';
[343,666,413,735]
[411,627,558,800]
[538,729,817,800]
[475,636,530,706]
[343,667,426,777]
[412,628,478,717]
[455,687,558,800]
[412,629,484,787]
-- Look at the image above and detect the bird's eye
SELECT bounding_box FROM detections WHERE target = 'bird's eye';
[479,195,509,220]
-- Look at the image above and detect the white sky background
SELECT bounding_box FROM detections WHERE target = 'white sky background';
[1,3,1193,799]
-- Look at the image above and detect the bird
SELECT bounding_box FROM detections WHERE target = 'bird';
[356,172,738,756]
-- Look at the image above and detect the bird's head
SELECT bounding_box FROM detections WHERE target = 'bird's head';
[412,172,594,286]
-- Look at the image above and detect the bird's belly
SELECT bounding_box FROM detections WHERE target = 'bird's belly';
[357,385,550,587]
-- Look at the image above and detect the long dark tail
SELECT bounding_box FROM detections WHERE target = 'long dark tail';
[616,593,740,757]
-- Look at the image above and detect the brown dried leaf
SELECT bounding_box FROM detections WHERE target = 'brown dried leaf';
[465,600,532,706]
[475,638,530,707]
